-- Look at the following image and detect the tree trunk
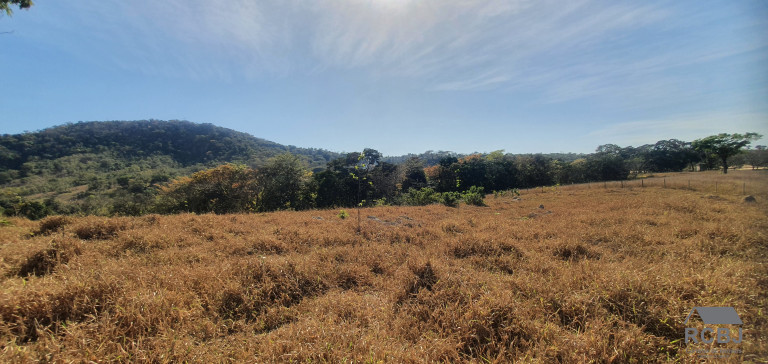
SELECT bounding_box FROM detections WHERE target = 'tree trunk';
[722,157,729,174]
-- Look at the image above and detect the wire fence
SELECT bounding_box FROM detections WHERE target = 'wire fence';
[521,171,768,198]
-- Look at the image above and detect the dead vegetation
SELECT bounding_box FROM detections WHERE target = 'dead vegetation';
[0,171,766,362]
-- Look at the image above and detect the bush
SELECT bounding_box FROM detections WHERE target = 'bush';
[462,186,486,206]
[73,219,127,240]
[403,187,440,206]
[338,210,349,219]
[16,238,82,277]
[36,216,70,235]
[439,191,461,207]
[493,189,520,199]
[155,164,259,214]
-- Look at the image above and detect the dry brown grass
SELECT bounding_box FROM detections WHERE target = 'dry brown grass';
[1,170,766,362]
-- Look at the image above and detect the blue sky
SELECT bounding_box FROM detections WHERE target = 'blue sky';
[1,0,766,156]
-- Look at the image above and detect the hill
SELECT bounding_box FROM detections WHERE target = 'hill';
[0,120,340,216]
[0,175,765,362]
[0,120,339,171]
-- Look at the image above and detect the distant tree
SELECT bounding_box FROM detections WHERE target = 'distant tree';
[352,149,382,231]
[692,133,762,174]
[485,151,518,191]
[516,155,555,187]
[585,145,629,181]
[400,157,427,191]
[369,161,398,202]
[558,158,588,184]
[314,156,360,208]
[430,156,460,192]
[742,145,768,170]
[362,148,382,166]
[456,154,486,190]
[595,144,623,155]
[758,146,768,169]
[588,155,628,181]
[641,139,699,172]
[1,0,32,16]
[257,153,313,211]
[155,164,259,214]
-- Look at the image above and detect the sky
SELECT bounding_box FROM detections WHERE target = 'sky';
[1,0,766,156]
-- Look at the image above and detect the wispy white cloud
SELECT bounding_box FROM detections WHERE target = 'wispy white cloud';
[31,0,768,104]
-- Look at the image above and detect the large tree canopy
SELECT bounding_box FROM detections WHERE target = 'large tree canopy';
[1,0,32,16]
[692,132,762,174]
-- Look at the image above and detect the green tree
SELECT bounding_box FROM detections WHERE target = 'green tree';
[400,157,427,191]
[456,155,487,191]
[516,155,555,187]
[485,151,518,191]
[155,164,259,214]
[692,133,762,174]
[431,156,459,192]
[641,139,698,172]
[257,153,313,211]
[1,0,32,16]
[744,145,768,170]
[351,149,381,232]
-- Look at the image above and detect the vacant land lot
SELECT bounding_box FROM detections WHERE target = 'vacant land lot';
[1,171,766,362]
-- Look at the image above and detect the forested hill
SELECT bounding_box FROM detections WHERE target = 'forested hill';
[0,120,340,216]
[0,120,339,170]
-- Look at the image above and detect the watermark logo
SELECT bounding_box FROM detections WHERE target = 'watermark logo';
[684,306,743,358]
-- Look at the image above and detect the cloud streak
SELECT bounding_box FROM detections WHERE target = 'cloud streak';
[30,0,768,106]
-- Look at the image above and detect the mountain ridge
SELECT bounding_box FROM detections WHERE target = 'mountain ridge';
[0,120,341,170]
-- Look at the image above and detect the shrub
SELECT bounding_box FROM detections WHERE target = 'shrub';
[15,200,51,220]
[74,219,127,240]
[439,192,461,207]
[155,164,259,214]
[462,186,486,206]
[493,189,520,199]
[16,238,82,277]
[403,187,440,206]
[338,210,349,219]
[36,216,70,235]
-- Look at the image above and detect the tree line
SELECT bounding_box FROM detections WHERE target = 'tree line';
[1,132,764,219]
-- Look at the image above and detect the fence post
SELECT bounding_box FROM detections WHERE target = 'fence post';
[688,179,690,189]
[663,178,666,188]
[715,182,718,193]
[743,182,746,194]
[621,180,624,188]
[641,179,644,188]
[604,181,607,188]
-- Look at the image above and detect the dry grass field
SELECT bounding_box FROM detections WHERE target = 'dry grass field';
[1,170,766,362]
